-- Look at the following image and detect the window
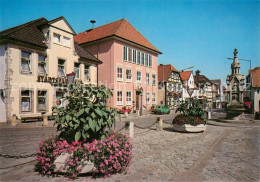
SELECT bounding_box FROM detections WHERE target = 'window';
[84,65,91,82]
[53,33,61,44]
[63,36,70,47]
[174,99,177,106]
[141,52,144,65]
[126,91,132,105]
[117,67,123,81]
[178,84,181,91]
[168,84,172,90]
[148,55,152,67]
[123,46,127,61]
[38,91,47,111]
[169,98,172,106]
[38,55,47,75]
[137,51,141,64]
[74,63,80,79]
[152,93,156,104]
[145,54,148,66]
[56,91,66,107]
[21,90,32,112]
[117,91,123,105]
[133,50,137,64]
[152,74,156,85]
[21,51,32,73]
[126,69,132,82]
[137,71,141,83]
[146,92,150,104]
[146,73,150,85]
[174,84,177,92]
[128,48,132,62]
[58,59,65,77]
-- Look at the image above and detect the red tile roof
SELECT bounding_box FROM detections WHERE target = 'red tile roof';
[180,71,192,81]
[158,64,178,82]
[74,19,162,54]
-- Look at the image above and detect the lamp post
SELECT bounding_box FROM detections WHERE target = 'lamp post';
[66,72,76,85]
[140,87,143,116]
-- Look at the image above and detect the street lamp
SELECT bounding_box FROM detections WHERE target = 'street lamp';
[67,72,76,85]
[140,87,143,116]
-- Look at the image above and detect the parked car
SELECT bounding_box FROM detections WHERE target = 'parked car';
[153,105,170,114]
[119,106,131,114]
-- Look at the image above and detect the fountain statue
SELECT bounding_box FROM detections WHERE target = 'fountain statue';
[226,49,245,119]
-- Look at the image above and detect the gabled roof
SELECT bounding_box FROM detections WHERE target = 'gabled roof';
[194,74,212,86]
[158,64,179,82]
[74,42,102,64]
[0,17,48,48]
[74,19,162,54]
[48,16,76,35]
[180,71,192,81]
[248,67,260,87]
[0,17,101,63]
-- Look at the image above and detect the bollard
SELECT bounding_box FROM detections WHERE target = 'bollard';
[127,121,134,139]
[156,117,163,131]
[43,114,48,126]
[11,114,17,126]
[208,111,211,120]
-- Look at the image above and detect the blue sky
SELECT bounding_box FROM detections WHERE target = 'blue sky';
[0,0,259,83]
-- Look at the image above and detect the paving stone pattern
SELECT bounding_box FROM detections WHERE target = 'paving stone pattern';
[0,110,259,181]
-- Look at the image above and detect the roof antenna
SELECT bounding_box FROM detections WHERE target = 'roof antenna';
[90,20,96,29]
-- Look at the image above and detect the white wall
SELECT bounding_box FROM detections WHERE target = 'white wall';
[0,45,7,122]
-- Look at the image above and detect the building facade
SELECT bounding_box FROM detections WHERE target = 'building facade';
[158,64,182,109]
[246,67,260,112]
[194,70,213,108]
[0,16,101,123]
[180,71,198,101]
[211,79,224,108]
[75,19,161,111]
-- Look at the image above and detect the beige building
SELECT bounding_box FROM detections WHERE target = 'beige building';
[0,16,101,123]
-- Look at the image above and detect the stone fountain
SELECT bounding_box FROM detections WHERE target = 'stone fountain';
[225,48,245,119]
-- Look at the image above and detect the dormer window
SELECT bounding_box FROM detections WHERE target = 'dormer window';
[53,33,61,44]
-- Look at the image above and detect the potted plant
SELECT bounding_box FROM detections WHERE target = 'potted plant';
[172,98,206,132]
[35,83,132,179]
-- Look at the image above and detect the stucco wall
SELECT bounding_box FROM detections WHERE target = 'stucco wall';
[0,45,7,122]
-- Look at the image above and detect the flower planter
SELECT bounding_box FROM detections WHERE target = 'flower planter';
[172,124,206,132]
[55,153,94,173]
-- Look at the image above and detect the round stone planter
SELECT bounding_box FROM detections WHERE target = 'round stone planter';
[55,153,94,173]
[172,124,206,133]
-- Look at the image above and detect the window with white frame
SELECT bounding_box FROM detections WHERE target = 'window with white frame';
[128,48,132,62]
[141,52,144,65]
[58,59,66,77]
[38,90,47,111]
[117,91,123,105]
[123,46,127,61]
[152,74,156,85]
[168,83,172,90]
[152,93,156,104]
[74,63,80,79]
[146,73,150,85]
[38,55,47,75]
[169,98,172,106]
[178,84,181,91]
[126,91,132,105]
[53,33,61,44]
[174,84,177,92]
[63,36,70,47]
[137,71,141,83]
[146,92,150,104]
[84,65,91,82]
[126,69,132,82]
[117,67,123,81]
[21,51,32,73]
[145,53,148,66]
[21,90,32,112]
[148,55,152,67]
[137,51,141,64]
[133,50,136,64]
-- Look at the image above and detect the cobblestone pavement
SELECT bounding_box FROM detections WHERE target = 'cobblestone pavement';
[0,111,259,182]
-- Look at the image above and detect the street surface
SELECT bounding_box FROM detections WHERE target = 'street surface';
[0,110,259,181]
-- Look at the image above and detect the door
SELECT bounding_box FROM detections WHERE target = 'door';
[136,92,140,110]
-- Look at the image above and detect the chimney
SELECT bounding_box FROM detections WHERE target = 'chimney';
[195,70,200,77]
[159,64,163,66]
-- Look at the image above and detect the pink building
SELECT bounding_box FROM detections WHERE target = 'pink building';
[75,19,162,111]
